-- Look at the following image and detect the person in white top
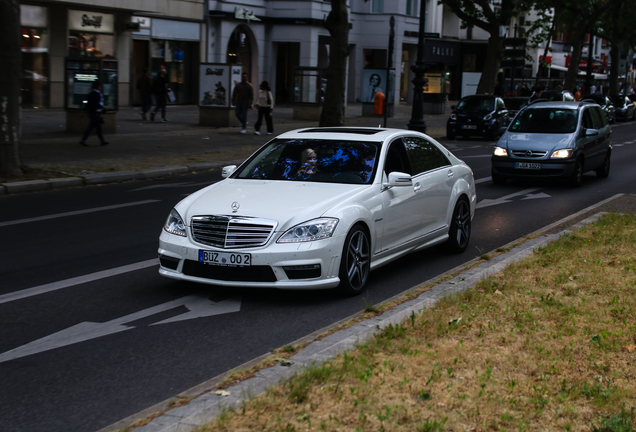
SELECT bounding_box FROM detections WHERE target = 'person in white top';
[254,81,274,135]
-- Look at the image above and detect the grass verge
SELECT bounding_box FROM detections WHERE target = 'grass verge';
[196,213,636,432]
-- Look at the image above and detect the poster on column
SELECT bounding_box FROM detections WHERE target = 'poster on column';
[362,69,395,104]
[199,64,230,107]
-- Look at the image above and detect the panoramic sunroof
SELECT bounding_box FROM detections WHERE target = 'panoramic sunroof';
[299,128,385,135]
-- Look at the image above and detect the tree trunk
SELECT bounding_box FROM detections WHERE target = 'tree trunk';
[319,0,349,127]
[0,0,23,178]
[609,44,620,95]
[563,30,585,93]
[476,34,504,95]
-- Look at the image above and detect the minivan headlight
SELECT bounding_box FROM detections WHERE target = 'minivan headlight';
[493,146,508,157]
[164,209,187,237]
[278,218,339,243]
[551,149,573,159]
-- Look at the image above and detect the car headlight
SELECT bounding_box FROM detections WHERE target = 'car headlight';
[493,146,508,157]
[450,113,457,120]
[484,113,493,121]
[550,149,573,159]
[278,218,339,243]
[164,209,187,237]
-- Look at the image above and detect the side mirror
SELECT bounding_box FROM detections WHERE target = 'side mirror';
[221,165,237,178]
[585,129,600,137]
[383,171,412,188]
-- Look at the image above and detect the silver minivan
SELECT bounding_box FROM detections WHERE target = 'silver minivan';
[491,101,612,187]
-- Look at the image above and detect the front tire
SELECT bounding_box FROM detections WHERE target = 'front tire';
[445,197,471,253]
[596,151,610,178]
[337,225,371,296]
[568,158,584,187]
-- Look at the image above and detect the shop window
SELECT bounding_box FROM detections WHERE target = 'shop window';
[68,31,114,58]
[21,13,49,108]
[406,0,416,16]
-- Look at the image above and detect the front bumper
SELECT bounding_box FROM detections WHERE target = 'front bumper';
[491,156,577,180]
[447,119,497,137]
[158,230,344,289]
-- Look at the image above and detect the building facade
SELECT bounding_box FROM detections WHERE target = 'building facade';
[20,0,497,109]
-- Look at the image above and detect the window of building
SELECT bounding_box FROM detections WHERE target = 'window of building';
[68,31,114,58]
[406,0,416,16]
[21,4,49,108]
[371,0,384,13]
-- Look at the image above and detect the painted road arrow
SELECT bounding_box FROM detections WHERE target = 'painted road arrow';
[476,188,549,209]
[0,295,241,363]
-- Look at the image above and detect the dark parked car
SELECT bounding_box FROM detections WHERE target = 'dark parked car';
[581,95,616,123]
[491,101,612,187]
[628,94,636,108]
[446,95,510,140]
[608,95,635,121]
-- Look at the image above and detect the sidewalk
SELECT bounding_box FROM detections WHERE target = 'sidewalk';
[1,102,453,194]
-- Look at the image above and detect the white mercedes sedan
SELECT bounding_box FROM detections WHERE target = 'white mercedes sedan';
[158,127,476,295]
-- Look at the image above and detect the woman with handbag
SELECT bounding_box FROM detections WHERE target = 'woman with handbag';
[80,81,109,146]
[254,81,274,135]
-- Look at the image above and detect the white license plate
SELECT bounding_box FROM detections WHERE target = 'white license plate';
[199,250,251,266]
[515,162,541,170]
[461,125,477,129]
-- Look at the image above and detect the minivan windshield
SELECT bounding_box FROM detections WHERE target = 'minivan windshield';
[509,108,579,134]
[456,97,494,112]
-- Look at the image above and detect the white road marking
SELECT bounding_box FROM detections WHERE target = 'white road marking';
[0,296,242,363]
[0,200,160,228]
[475,177,492,184]
[476,188,547,209]
[0,259,159,305]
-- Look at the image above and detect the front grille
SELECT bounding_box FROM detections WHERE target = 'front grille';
[511,150,548,158]
[182,260,277,282]
[191,215,277,249]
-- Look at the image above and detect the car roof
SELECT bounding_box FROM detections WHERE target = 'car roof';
[274,127,425,142]
[523,101,591,110]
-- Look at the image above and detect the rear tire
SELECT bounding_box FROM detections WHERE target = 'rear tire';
[568,158,584,187]
[337,225,370,296]
[444,197,471,253]
[595,152,610,178]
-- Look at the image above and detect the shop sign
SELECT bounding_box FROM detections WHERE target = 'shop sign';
[234,7,261,23]
[132,16,151,29]
[68,10,114,34]
[20,5,47,28]
[425,41,460,63]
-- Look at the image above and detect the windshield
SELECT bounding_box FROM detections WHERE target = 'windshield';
[509,108,578,134]
[233,139,380,184]
[608,96,625,106]
[456,97,494,111]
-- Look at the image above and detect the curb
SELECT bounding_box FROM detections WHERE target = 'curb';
[100,197,622,432]
[0,162,240,195]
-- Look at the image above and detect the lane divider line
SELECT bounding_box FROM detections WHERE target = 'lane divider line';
[0,259,159,305]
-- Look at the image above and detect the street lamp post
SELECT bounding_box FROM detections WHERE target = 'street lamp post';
[407,0,427,132]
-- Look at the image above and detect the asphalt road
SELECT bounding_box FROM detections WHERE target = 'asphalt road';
[1,121,636,432]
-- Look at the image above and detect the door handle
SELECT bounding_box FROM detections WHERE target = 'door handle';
[414,182,422,191]
[448,169,454,177]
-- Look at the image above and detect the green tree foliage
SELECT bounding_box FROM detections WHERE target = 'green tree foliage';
[439,0,537,94]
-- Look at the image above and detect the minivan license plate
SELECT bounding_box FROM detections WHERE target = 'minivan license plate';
[199,250,251,266]
[514,162,541,170]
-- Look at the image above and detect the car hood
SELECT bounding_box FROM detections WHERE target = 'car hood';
[177,179,367,231]
[454,109,491,119]
[500,132,574,151]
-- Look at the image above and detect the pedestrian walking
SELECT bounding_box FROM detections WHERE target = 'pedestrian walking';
[529,85,544,102]
[232,72,254,133]
[151,65,170,123]
[136,67,153,120]
[80,81,109,147]
[254,81,274,135]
